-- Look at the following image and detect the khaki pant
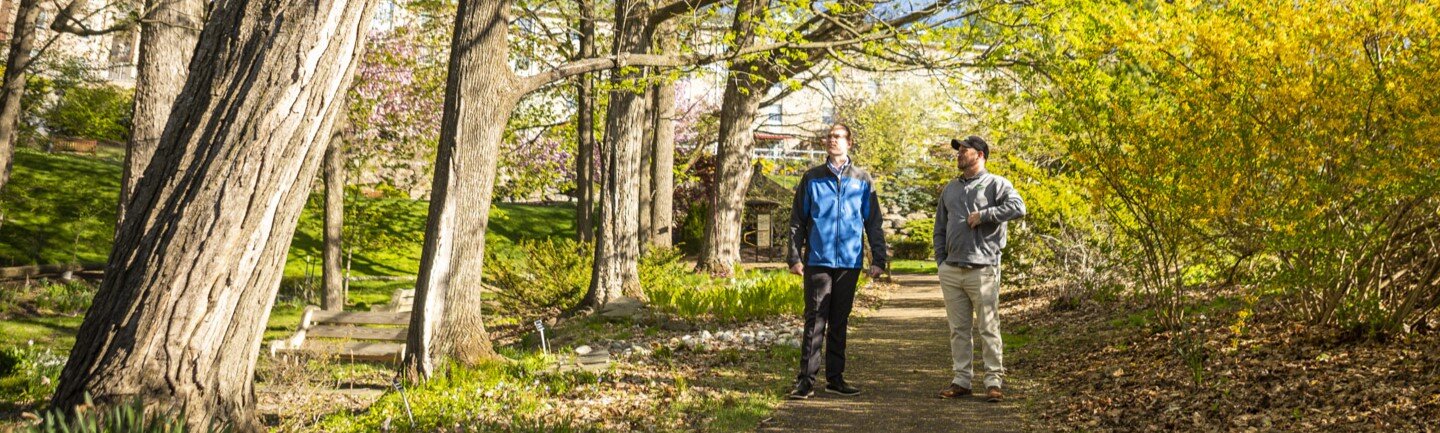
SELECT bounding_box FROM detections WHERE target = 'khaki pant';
[937,263,1004,389]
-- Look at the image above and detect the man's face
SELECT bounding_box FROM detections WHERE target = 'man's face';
[826,126,850,157]
[956,146,979,170]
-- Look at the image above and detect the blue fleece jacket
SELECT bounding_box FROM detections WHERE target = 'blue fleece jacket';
[786,162,888,270]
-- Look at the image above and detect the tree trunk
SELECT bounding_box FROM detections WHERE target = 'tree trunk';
[49,0,376,429]
[118,0,205,224]
[696,0,767,276]
[402,0,518,379]
[0,0,40,192]
[583,0,653,309]
[574,0,596,243]
[639,87,655,249]
[697,77,765,276]
[322,140,346,311]
[649,63,677,248]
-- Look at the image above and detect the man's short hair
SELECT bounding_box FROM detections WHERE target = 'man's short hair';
[951,135,990,159]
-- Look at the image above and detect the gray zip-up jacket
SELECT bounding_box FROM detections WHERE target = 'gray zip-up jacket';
[934,170,1026,266]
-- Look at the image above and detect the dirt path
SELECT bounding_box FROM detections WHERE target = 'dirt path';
[757,273,1026,433]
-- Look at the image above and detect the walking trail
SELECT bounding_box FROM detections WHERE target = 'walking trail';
[758,273,1025,433]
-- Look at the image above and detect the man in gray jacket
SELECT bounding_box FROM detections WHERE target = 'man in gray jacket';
[933,135,1026,402]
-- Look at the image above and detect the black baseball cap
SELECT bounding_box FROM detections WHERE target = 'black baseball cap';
[951,136,989,159]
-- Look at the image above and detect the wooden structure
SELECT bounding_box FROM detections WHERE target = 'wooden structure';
[268,306,409,363]
[743,165,795,261]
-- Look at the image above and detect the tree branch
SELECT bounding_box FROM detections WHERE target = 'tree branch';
[648,0,726,28]
[49,0,141,36]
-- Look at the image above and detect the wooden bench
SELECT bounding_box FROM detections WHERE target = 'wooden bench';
[269,306,410,363]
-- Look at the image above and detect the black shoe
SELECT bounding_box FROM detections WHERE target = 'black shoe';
[824,380,862,396]
[787,381,815,400]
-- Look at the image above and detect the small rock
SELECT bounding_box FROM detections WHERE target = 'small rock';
[575,345,593,355]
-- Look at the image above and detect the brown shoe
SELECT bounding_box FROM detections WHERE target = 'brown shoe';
[938,383,971,399]
[986,386,1003,402]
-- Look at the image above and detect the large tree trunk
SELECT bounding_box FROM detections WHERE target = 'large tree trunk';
[322,140,346,311]
[650,82,676,248]
[696,0,768,276]
[583,0,653,309]
[0,0,40,192]
[49,0,376,429]
[117,0,205,224]
[574,0,596,243]
[697,78,765,276]
[402,0,518,379]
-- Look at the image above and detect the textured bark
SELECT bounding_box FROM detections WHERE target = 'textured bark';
[0,0,39,192]
[696,0,768,276]
[322,141,346,311]
[574,0,596,243]
[402,0,517,379]
[697,78,765,276]
[49,0,376,429]
[583,0,653,309]
[117,0,205,224]
[649,41,677,248]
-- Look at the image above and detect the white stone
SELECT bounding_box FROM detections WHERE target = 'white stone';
[575,345,593,355]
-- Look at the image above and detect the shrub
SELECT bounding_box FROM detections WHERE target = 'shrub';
[485,239,593,317]
[43,84,134,142]
[675,202,708,255]
[891,237,931,260]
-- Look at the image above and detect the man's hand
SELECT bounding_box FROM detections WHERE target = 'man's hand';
[967,211,983,228]
[867,266,884,278]
[789,263,804,275]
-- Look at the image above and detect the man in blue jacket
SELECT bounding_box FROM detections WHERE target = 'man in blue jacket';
[785,123,888,400]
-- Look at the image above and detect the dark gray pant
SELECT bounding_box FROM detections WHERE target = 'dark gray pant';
[797,266,859,385]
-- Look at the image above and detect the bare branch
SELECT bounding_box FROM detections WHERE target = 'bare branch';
[49,0,141,36]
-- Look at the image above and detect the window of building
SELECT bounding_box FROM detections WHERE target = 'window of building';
[761,104,783,126]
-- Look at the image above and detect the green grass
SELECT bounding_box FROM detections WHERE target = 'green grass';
[889,259,937,274]
[0,148,121,266]
[0,316,84,351]
[2,148,578,277]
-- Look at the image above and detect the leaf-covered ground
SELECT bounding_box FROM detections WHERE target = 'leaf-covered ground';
[1013,288,1440,432]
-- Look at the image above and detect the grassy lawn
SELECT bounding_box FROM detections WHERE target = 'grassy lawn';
[2,148,578,277]
[0,148,121,266]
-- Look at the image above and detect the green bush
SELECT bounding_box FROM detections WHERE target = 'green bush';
[43,84,134,142]
[891,237,932,260]
[676,203,708,255]
[485,239,593,317]
[890,217,934,260]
